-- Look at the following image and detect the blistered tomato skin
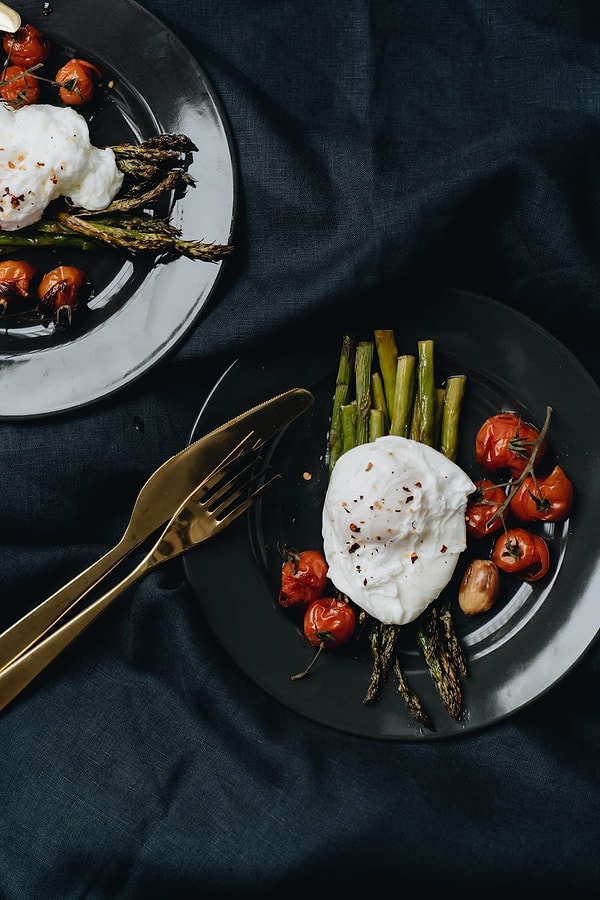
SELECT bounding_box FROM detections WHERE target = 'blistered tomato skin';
[2,24,50,67]
[56,59,102,106]
[465,478,506,538]
[492,527,550,582]
[510,465,573,523]
[0,64,40,106]
[37,265,91,325]
[291,595,357,680]
[303,596,356,647]
[474,413,547,477]
[0,259,38,312]
[278,548,329,608]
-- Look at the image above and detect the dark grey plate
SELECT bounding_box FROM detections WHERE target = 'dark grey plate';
[184,290,600,740]
[0,0,235,418]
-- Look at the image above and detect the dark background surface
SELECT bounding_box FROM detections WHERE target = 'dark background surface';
[1,1,600,896]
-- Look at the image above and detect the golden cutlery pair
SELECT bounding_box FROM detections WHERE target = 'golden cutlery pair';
[0,387,313,711]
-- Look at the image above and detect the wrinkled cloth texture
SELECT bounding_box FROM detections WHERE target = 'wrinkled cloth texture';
[2,1,600,897]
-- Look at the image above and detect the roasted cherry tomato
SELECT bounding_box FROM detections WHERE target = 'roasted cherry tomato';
[2,23,50,67]
[475,412,547,477]
[55,58,102,106]
[465,478,506,538]
[491,527,550,582]
[291,596,357,680]
[0,259,37,315]
[303,596,356,647]
[37,265,91,326]
[509,464,573,523]
[0,64,40,106]
[278,547,328,608]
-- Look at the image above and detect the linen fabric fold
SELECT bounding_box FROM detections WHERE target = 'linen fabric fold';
[1,1,599,897]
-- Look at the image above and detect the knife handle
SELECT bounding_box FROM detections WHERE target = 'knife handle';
[0,556,151,714]
[0,538,131,673]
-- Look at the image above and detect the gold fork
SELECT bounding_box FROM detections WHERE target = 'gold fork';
[0,387,313,675]
[0,438,278,713]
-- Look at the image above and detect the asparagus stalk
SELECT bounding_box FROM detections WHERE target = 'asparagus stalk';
[107,134,198,207]
[439,602,468,678]
[433,386,446,450]
[417,608,463,721]
[101,170,188,214]
[111,133,198,172]
[369,407,385,441]
[58,211,232,260]
[374,329,398,414]
[393,659,435,731]
[439,375,467,462]
[328,334,356,475]
[364,622,383,704]
[413,339,436,446]
[0,222,99,252]
[0,133,234,261]
[364,621,400,704]
[389,354,416,437]
[409,395,420,441]
[370,371,389,432]
[341,402,358,454]
[354,341,374,445]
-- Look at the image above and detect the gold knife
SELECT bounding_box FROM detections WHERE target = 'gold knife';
[0,387,313,672]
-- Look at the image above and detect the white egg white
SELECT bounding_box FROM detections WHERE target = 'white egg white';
[0,104,124,231]
[322,435,476,625]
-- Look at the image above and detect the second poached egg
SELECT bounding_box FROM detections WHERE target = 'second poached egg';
[0,104,124,231]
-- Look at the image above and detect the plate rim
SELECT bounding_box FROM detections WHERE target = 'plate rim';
[184,290,600,740]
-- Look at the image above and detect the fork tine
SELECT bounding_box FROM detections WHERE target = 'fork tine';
[199,452,263,510]
[198,431,262,495]
[211,471,281,527]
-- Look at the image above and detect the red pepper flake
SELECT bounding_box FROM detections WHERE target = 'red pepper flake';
[348,542,360,554]
[440,545,448,553]
[405,495,414,503]
[410,552,418,564]
[415,481,422,488]
[349,523,360,533]
[365,462,374,471]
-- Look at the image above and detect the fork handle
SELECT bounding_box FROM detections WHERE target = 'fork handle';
[0,538,135,674]
[0,556,153,714]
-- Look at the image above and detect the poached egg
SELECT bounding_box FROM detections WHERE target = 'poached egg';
[322,435,475,625]
[0,103,124,231]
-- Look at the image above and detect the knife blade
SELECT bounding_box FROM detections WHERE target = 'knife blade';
[0,387,314,671]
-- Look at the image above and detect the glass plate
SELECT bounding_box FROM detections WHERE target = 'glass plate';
[184,290,600,740]
[0,0,235,418]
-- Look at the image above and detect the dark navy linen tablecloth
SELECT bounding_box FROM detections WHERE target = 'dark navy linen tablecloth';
[2,1,600,896]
